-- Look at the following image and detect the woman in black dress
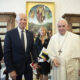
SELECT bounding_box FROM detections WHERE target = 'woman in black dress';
[35,27,50,80]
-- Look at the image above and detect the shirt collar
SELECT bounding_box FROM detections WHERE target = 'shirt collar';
[58,31,68,37]
[18,26,26,32]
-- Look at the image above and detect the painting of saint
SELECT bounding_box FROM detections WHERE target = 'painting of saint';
[28,5,52,38]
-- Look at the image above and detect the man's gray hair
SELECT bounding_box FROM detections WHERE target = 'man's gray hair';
[16,13,26,21]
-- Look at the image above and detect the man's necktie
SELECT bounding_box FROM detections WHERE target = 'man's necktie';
[21,30,25,50]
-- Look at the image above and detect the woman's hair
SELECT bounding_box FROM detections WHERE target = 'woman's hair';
[38,26,48,38]
[39,26,47,33]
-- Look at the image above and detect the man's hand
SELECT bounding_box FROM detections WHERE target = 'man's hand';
[33,63,38,69]
[53,58,60,67]
[10,71,17,80]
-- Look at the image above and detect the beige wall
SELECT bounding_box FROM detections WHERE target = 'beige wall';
[0,0,80,29]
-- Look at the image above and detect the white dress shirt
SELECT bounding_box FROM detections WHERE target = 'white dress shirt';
[17,26,27,51]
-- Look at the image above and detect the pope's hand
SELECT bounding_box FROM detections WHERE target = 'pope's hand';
[33,63,38,69]
[78,70,80,76]
[53,58,60,67]
[10,71,17,80]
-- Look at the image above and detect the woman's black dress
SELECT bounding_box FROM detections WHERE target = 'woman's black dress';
[35,37,50,75]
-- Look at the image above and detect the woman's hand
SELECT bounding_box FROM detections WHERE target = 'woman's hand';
[43,57,47,62]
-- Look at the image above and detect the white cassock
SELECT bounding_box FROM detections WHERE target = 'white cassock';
[47,31,80,80]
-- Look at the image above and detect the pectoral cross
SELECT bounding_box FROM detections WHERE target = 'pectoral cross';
[58,49,62,55]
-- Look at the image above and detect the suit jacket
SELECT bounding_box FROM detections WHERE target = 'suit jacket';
[4,28,37,74]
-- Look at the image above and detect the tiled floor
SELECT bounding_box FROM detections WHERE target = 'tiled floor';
[0,63,52,80]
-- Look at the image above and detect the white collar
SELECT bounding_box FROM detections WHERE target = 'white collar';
[18,26,25,32]
[58,31,68,37]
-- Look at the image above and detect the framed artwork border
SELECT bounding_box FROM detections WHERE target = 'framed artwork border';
[26,1,55,35]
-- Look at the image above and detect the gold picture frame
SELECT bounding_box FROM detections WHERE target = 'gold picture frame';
[26,1,55,38]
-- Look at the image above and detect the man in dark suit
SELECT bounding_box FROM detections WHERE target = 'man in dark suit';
[0,38,3,69]
[4,13,38,80]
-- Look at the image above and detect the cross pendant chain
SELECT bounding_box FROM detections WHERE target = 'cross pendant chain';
[58,49,62,55]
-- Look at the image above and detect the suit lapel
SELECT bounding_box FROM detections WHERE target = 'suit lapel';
[15,29,30,53]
